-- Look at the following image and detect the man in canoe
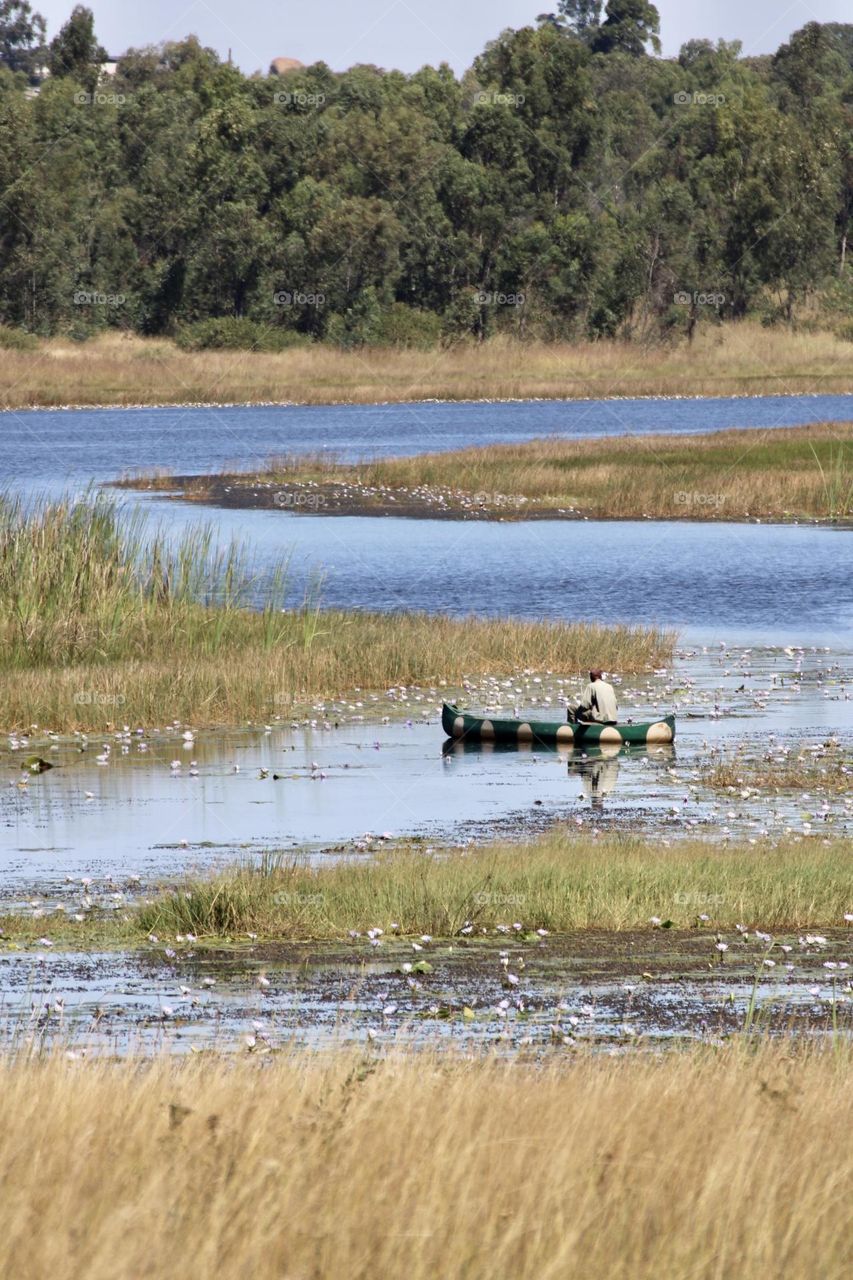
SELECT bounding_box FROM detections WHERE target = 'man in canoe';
[567,669,618,724]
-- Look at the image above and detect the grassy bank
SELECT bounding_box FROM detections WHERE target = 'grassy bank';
[0,497,672,731]
[127,421,853,522]
[136,834,852,940]
[2,324,852,409]
[0,1042,849,1280]
[4,833,848,950]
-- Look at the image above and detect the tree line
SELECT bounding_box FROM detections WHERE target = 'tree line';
[0,0,851,348]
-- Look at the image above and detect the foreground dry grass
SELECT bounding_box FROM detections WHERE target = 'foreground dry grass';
[0,1043,849,1279]
[1,324,851,408]
[152,421,853,522]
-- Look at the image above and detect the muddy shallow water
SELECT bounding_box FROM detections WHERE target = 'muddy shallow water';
[4,927,850,1057]
[1,645,851,909]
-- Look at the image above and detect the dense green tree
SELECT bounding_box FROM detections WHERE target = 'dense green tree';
[0,8,849,344]
[0,0,45,80]
[538,1,602,38]
[47,4,105,92]
[592,0,661,56]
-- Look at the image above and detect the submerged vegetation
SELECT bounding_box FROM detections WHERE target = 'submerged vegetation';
[0,496,673,730]
[126,421,853,523]
[0,1042,849,1279]
[136,833,853,941]
[702,741,852,794]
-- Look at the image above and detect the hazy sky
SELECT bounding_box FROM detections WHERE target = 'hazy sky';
[34,0,852,74]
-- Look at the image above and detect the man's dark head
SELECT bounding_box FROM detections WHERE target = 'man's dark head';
[590,668,603,682]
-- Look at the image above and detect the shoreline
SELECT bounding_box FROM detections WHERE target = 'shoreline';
[2,324,851,411]
[4,387,853,414]
[124,475,848,527]
[118,420,853,526]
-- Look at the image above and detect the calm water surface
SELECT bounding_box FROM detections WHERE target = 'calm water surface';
[138,501,853,649]
[4,393,852,497]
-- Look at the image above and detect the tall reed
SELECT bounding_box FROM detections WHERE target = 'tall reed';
[0,496,674,729]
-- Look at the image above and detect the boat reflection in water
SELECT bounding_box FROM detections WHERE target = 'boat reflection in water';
[442,737,675,810]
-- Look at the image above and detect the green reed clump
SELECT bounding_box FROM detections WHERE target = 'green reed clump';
[0,495,673,730]
[0,492,290,669]
[137,833,853,941]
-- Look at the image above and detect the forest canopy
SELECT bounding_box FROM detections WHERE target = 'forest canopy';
[0,1,851,347]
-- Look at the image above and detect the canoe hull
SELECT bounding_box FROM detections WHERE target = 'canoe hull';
[441,702,675,746]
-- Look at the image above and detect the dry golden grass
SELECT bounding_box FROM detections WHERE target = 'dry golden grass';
[132,421,853,521]
[1,323,851,408]
[0,614,671,733]
[0,1043,849,1280]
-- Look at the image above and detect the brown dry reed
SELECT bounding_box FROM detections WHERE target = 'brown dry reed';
[0,1040,849,1280]
[1,322,851,408]
[165,421,853,522]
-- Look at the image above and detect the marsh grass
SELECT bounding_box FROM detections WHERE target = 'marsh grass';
[1,323,851,408]
[136,833,853,940]
[703,742,851,794]
[0,1041,849,1279]
[0,496,672,730]
[134,421,853,521]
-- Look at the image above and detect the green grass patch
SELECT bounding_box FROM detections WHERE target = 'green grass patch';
[136,833,853,941]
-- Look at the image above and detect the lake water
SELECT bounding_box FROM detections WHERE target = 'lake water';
[4,392,853,497]
[2,395,851,1054]
[3,393,851,647]
[137,502,853,650]
[2,647,850,904]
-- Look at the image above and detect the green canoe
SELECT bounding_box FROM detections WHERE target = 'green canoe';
[442,702,675,746]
